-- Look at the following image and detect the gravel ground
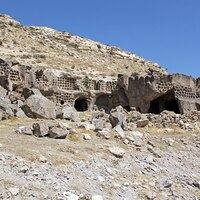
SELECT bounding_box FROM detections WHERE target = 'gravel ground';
[0,119,200,200]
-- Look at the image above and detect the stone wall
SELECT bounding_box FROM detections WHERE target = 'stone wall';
[117,74,200,114]
[0,58,199,114]
[0,58,117,110]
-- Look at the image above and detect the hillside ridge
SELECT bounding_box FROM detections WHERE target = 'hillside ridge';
[0,14,167,76]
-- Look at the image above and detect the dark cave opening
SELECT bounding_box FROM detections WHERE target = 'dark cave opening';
[164,99,180,113]
[148,99,160,114]
[196,103,200,111]
[95,95,111,113]
[148,90,180,114]
[123,106,131,112]
[74,98,88,112]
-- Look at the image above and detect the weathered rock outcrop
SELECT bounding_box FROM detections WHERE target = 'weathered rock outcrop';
[0,14,167,77]
[117,74,200,114]
[0,14,200,200]
[109,106,128,130]
[0,15,199,122]
[61,106,80,122]
[22,95,56,119]
[0,56,199,121]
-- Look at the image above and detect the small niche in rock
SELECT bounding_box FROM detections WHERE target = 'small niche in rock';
[60,100,65,105]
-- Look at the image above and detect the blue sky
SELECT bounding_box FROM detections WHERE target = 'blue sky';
[1,0,200,77]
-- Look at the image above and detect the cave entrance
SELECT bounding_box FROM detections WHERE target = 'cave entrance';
[148,90,180,114]
[148,99,160,114]
[95,95,111,113]
[74,98,88,112]
[164,99,180,113]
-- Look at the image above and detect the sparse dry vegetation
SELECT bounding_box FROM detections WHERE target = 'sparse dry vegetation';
[0,15,167,77]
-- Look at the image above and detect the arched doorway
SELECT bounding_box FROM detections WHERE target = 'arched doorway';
[148,90,180,114]
[74,98,88,111]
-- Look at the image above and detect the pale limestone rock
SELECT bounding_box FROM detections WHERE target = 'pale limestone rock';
[109,147,125,158]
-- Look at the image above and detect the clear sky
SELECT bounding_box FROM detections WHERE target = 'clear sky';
[1,0,200,77]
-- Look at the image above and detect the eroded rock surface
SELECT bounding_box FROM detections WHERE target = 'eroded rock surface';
[0,14,166,76]
[0,14,200,200]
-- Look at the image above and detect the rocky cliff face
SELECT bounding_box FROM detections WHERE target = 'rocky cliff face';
[0,14,167,76]
[118,74,200,114]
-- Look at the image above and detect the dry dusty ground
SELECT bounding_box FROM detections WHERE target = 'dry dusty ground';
[0,118,200,199]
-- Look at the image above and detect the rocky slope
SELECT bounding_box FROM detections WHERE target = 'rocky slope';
[0,14,167,76]
[0,14,200,200]
[0,117,200,199]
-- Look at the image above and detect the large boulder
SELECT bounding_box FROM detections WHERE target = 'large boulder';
[127,110,141,123]
[91,111,110,131]
[48,127,68,139]
[22,88,42,99]
[22,94,56,119]
[109,147,125,158]
[61,106,80,122]
[109,106,128,130]
[0,104,14,116]
[0,102,15,119]
[0,102,27,119]
[18,122,68,139]
[32,122,50,137]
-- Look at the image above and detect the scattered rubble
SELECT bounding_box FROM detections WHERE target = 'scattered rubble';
[0,14,199,200]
